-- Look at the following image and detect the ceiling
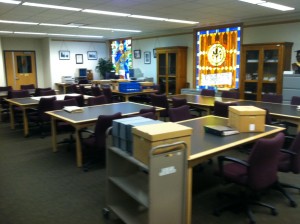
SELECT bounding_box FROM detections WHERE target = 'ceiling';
[0,0,300,41]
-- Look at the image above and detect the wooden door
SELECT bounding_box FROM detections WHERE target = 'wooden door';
[4,51,37,90]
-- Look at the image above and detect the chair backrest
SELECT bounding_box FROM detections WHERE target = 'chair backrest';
[0,86,12,91]
[20,84,35,90]
[53,98,78,110]
[37,96,56,120]
[139,107,157,120]
[7,90,30,98]
[34,87,51,96]
[214,101,237,118]
[87,95,107,106]
[66,84,79,94]
[150,94,169,117]
[172,97,187,108]
[247,132,284,190]
[91,86,102,96]
[291,96,300,105]
[169,105,193,122]
[262,94,282,103]
[201,89,215,97]
[221,90,239,99]
[40,89,56,96]
[64,94,85,107]
[102,87,113,103]
[78,79,89,84]
[287,132,300,173]
[94,112,122,150]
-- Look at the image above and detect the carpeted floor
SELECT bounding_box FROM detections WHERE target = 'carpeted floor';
[0,119,300,224]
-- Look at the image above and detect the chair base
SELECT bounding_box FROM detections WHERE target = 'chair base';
[275,182,299,207]
[213,191,278,224]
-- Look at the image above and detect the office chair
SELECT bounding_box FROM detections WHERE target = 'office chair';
[0,86,13,120]
[221,90,239,99]
[102,87,120,103]
[34,87,51,96]
[213,101,237,118]
[262,94,283,103]
[150,93,169,121]
[138,107,157,120]
[39,89,56,96]
[214,132,285,224]
[169,105,193,122]
[80,112,122,171]
[87,95,107,106]
[27,96,56,137]
[91,86,102,96]
[53,98,78,146]
[20,84,35,90]
[79,85,91,95]
[277,132,300,207]
[171,97,187,108]
[7,90,31,123]
[201,89,215,97]
[64,94,85,107]
[66,84,79,94]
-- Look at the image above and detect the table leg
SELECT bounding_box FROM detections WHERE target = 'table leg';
[22,108,29,137]
[9,103,15,130]
[51,118,58,152]
[75,128,83,167]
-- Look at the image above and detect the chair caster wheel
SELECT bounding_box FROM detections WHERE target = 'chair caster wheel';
[102,208,110,219]
[290,201,297,207]
[271,208,278,216]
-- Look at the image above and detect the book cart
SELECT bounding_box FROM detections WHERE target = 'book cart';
[104,141,187,224]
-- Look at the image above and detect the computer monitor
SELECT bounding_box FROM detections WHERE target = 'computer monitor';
[79,68,87,77]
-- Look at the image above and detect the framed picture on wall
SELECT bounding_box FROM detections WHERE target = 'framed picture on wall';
[87,51,97,60]
[144,51,151,64]
[76,54,83,64]
[59,51,70,60]
[134,50,141,59]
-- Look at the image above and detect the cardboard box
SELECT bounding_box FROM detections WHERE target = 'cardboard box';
[132,122,192,165]
[228,106,266,132]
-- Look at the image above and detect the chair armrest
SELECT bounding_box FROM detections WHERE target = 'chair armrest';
[79,129,95,139]
[280,149,297,156]
[218,155,249,176]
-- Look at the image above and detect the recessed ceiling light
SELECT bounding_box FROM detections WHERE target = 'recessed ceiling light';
[0,31,13,33]
[259,2,294,11]
[165,19,199,24]
[82,9,130,17]
[80,26,141,33]
[40,23,79,28]
[0,0,21,4]
[22,2,81,11]
[129,15,165,21]
[14,31,46,35]
[0,19,38,25]
[238,0,266,4]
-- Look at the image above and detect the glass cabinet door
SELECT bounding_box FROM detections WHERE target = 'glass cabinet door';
[168,53,176,76]
[158,53,166,75]
[262,49,278,94]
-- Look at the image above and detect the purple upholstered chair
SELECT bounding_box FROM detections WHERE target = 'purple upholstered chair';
[291,96,300,105]
[221,90,239,99]
[169,105,193,122]
[172,97,187,108]
[277,132,300,207]
[91,86,102,96]
[150,94,169,121]
[87,95,107,106]
[214,132,285,223]
[213,101,237,118]
[80,112,122,171]
[64,94,85,107]
[201,89,215,97]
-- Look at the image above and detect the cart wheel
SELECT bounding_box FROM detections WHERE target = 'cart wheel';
[102,208,110,219]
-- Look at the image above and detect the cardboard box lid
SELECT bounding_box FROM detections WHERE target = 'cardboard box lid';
[132,122,192,141]
[229,106,266,115]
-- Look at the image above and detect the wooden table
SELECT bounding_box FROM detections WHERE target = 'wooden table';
[168,94,241,114]
[177,115,285,224]
[6,94,91,137]
[46,102,165,167]
[112,90,157,101]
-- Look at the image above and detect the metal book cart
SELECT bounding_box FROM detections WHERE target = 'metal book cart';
[104,141,187,224]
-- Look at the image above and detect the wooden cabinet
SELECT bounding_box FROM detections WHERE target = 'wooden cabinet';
[156,46,187,95]
[240,42,293,101]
